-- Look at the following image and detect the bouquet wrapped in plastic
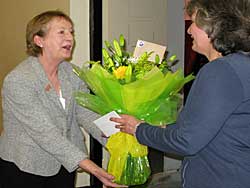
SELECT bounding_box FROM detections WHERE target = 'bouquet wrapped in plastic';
[73,35,194,186]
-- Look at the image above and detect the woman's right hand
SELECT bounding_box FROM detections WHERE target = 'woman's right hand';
[79,159,128,187]
[110,114,142,135]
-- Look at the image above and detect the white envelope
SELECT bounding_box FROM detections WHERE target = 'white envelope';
[133,40,166,62]
[93,111,121,137]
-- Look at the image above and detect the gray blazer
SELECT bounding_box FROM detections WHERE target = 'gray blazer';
[0,56,106,176]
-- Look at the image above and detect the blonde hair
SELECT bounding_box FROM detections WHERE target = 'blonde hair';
[26,10,73,56]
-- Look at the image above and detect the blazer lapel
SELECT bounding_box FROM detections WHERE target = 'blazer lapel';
[58,62,74,115]
[30,57,66,114]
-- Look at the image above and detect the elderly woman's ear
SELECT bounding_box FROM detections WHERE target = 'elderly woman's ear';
[34,35,43,48]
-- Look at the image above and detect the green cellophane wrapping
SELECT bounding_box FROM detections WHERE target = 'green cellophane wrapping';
[73,63,194,185]
[106,132,151,186]
[74,63,194,125]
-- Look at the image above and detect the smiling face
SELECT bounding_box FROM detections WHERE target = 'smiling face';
[34,17,74,63]
[187,13,212,56]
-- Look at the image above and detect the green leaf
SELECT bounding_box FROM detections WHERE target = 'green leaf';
[113,39,123,57]
[102,48,110,60]
[125,64,132,83]
[119,34,125,47]
[168,54,177,62]
[155,54,160,64]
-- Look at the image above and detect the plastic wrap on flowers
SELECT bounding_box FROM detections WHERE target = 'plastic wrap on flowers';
[73,35,195,186]
[74,64,194,125]
[106,132,151,185]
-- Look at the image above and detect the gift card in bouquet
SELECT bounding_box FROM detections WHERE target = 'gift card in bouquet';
[93,111,121,137]
[133,40,166,62]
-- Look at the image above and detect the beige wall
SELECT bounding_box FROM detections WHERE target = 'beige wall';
[0,0,70,133]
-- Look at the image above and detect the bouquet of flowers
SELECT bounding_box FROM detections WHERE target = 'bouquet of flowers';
[73,34,194,186]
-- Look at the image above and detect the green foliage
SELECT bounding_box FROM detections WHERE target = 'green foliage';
[100,34,181,84]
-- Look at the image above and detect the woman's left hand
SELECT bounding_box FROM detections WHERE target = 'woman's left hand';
[110,114,142,135]
[79,159,127,187]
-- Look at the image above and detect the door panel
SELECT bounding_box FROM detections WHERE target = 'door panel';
[103,0,167,52]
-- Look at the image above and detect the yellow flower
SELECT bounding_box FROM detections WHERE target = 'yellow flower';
[113,66,127,79]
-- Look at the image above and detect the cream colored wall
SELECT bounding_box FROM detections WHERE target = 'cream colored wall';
[0,0,69,133]
[69,0,90,186]
[70,0,89,67]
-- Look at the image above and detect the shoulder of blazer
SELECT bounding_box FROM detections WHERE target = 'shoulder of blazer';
[59,61,82,86]
[4,57,41,85]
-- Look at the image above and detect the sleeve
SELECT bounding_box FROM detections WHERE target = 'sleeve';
[2,75,87,172]
[135,61,244,156]
[75,76,108,146]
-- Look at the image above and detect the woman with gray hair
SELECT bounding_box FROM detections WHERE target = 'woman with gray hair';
[111,0,250,187]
